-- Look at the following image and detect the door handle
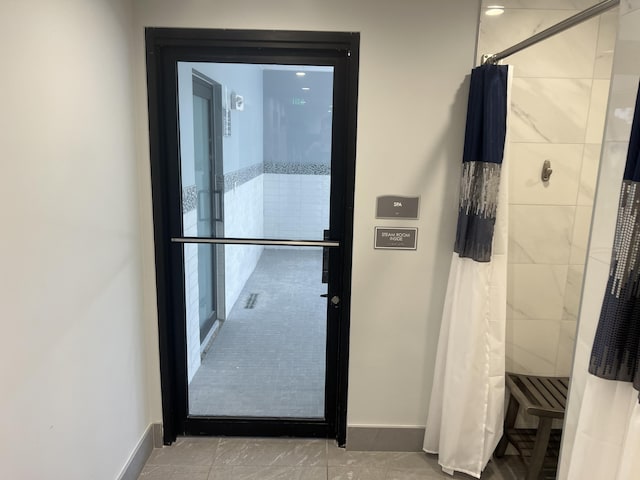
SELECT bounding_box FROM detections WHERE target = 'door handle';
[213,189,224,222]
[322,229,330,284]
[320,294,341,306]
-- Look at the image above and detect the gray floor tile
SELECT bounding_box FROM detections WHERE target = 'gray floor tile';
[386,468,448,480]
[327,444,438,472]
[208,465,327,480]
[138,437,530,480]
[189,249,326,418]
[328,466,387,480]
[146,437,218,466]
[214,437,327,467]
[384,452,440,470]
[139,464,211,480]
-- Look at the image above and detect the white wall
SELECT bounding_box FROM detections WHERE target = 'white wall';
[133,0,482,429]
[0,0,150,479]
[224,177,265,317]
[263,173,330,240]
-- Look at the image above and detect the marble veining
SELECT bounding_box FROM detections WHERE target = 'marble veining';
[563,265,586,321]
[570,206,593,265]
[146,437,217,467]
[506,319,561,376]
[214,438,327,467]
[511,78,592,143]
[594,9,618,79]
[578,144,602,206]
[586,80,611,143]
[138,437,528,480]
[209,466,327,480]
[507,264,568,320]
[621,0,640,15]
[556,320,578,375]
[478,9,598,78]
[509,205,574,264]
[510,103,553,143]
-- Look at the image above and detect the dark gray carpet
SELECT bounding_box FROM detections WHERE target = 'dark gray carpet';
[188,248,327,418]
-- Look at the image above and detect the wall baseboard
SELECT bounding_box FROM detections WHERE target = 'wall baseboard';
[346,426,426,452]
[118,423,162,480]
[153,423,163,448]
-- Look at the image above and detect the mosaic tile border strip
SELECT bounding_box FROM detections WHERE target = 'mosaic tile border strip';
[182,184,197,213]
[182,161,330,212]
[221,163,264,192]
[265,162,330,175]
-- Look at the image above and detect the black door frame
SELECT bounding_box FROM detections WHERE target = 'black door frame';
[145,28,359,446]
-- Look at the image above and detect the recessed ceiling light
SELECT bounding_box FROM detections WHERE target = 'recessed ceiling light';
[302,87,310,91]
[296,72,306,77]
[485,5,504,16]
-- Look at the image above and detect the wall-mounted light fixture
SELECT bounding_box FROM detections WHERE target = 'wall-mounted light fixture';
[230,91,244,111]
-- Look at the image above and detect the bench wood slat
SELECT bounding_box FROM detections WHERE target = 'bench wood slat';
[519,375,551,409]
[534,377,563,409]
[543,378,568,406]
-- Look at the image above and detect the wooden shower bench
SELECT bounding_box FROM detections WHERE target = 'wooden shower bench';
[494,373,570,480]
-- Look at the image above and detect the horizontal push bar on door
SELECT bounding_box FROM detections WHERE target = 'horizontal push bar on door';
[170,237,341,247]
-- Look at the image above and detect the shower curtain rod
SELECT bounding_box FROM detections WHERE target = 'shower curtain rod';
[483,0,619,65]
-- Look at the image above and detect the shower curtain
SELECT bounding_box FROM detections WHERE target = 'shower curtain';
[565,82,640,480]
[424,64,510,479]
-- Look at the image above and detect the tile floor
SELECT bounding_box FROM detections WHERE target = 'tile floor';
[138,437,530,480]
[188,248,327,417]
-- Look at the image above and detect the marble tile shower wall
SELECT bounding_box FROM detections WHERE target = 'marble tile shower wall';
[478,0,617,376]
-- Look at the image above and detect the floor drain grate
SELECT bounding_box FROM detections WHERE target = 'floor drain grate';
[245,293,258,309]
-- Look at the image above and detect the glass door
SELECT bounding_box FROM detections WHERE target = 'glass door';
[191,74,224,346]
[178,62,335,419]
[146,28,359,443]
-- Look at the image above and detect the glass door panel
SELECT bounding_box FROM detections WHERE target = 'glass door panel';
[178,63,334,241]
[186,245,327,418]
[176,62,335,419]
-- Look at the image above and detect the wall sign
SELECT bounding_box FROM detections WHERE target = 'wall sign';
[374,227,418,250]
[376,195,420,219]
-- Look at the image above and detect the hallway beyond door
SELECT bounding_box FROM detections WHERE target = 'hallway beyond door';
[189,248,327,418]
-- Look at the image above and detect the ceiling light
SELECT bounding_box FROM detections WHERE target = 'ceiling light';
[296,72,306,77]
[485,5,504,16]
[302,87,310,91]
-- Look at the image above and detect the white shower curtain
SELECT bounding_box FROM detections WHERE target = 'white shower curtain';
[566,377,640,479]
[424,65,511,479]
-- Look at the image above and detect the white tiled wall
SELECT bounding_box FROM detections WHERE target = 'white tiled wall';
[224,174,264,317]
[478,1,617,376]
[263,174,330,240]
[560,5,640,476]
[183,209,201,383]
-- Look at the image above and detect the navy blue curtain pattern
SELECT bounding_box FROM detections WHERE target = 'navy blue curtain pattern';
[589,82,640,399]
[454,64,509,262]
